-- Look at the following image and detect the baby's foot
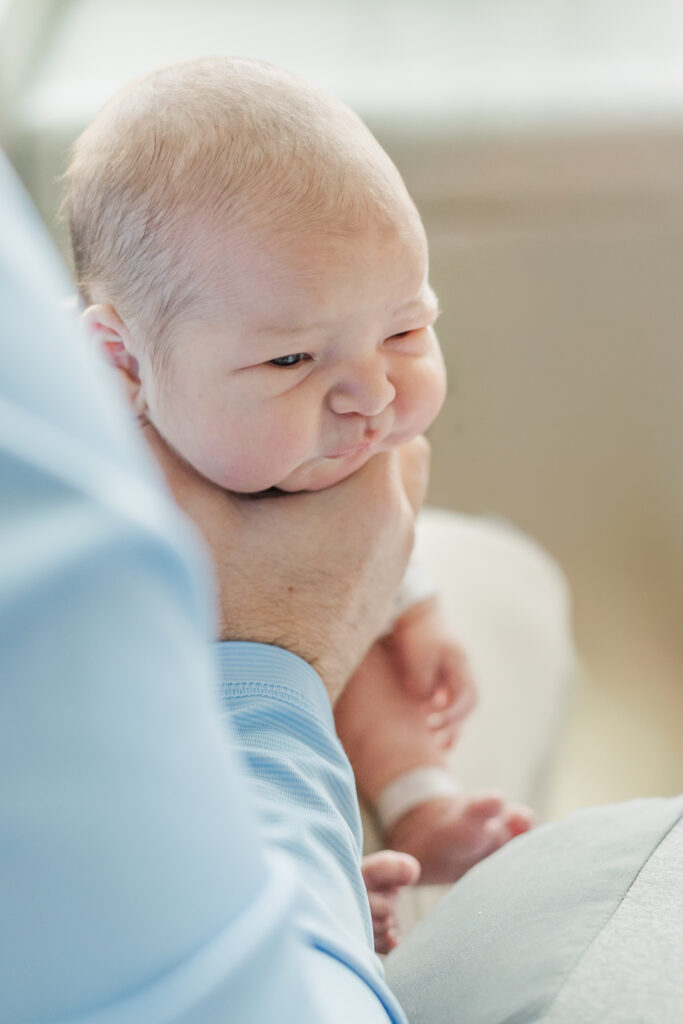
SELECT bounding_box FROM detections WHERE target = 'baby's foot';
[386,793,534,885]
[361,850,421,954]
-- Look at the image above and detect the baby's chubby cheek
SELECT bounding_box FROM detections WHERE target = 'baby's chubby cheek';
[392,346,447,444]
[192,434,298,493]
[148,396,295,493]
[422,353,448,428]
[196,415,315,493]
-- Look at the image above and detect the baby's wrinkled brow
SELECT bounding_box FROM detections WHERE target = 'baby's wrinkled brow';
[254,319,333,339]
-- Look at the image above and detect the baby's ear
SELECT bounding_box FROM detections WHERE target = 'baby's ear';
[81,304,146,413]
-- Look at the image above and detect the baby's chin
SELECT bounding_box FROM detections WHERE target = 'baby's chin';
[275,447,379,492]
[207,448,375,496]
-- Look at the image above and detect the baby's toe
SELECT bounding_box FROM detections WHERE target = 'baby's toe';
[368,891,394,924]
[362,849,421,891]
[503,804,536,837]
[463,791,506,822]
[368,891,401,955]
[374,924,400,955]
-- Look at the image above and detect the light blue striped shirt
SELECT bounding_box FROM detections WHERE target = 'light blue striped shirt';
[0,152,406,1024]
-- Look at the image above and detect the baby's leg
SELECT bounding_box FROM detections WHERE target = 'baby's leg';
[335,639,534,885]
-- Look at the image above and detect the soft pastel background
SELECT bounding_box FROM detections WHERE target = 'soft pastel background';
[2,0,681,818]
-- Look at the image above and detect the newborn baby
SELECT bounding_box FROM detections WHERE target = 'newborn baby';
[63,56,533,952]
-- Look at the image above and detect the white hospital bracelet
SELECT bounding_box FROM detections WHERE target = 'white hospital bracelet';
[374,767,462,833]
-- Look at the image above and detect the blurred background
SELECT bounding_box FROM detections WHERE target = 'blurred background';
[1,0,681,817]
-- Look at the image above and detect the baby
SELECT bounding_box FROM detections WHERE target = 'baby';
[63,57,533,949]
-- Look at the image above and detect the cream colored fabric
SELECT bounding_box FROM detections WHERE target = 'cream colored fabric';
[362,507,576,932]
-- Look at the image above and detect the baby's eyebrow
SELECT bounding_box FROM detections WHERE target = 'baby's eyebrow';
[250,319,332,340]
[249,293,440,342]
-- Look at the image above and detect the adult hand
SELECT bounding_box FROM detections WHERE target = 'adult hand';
[141,422,430,703]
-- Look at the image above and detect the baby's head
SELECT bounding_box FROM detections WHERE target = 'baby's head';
[64,57,446,492]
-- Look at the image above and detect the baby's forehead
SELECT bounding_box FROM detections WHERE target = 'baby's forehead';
[207,248,430,354]
[167,158,428,344]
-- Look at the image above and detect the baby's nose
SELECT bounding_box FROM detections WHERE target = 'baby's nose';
[328,364,396,418]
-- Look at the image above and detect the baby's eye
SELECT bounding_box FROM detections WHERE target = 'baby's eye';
[386,330,416,343]
[268,353,310,367]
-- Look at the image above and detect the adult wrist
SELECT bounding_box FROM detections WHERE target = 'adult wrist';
[215,600,362,705]
[214,640,336,724]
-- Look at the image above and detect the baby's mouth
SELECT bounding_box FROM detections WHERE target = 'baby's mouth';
[324,442,373,460]
[324,425,392,460]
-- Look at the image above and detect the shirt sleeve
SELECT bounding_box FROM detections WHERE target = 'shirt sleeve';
[215,643,405,1002]
[0,152,405,1024]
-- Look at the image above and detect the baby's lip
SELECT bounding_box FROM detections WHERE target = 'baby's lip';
[324,420,394,459]
[324,442,374,460]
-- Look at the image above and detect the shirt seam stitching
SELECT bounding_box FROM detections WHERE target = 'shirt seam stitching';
[217,680,328,724]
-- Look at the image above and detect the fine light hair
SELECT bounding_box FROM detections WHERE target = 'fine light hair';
[62,56,413,361]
